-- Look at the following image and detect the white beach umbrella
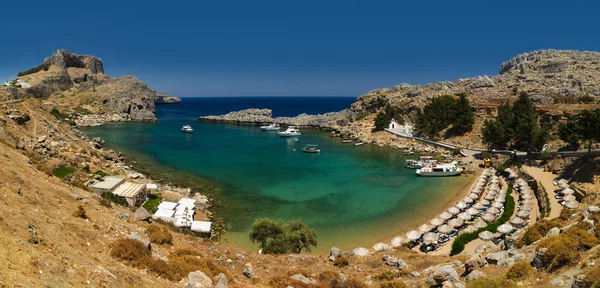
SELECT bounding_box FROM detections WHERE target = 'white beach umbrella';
[487,207,501,215]
[497,223,514,235]
[482,213,496,223]
[520,193,533,200]
[390,236,407,247]
[472,188,482,195]
[560,182,570,189]
[480,199,491,206]
[519,204,533,212]
[429,218,444,226]
[484,193,496,201]
[509,217,525,226]
[468,193,479,200]
[516,210,530,219]
[439,212,453,220]
[463,197,474,204]
[563,195,576,201]
[456,202,468,210]
[437,224,453,234]
[466,207,480,216]
[449,218,464,228]
[520,199,532,205]
[472,203,485,210]
[448,207,461,215]
[495,196,506,203]
[419,224,433,233]
[406,230,422,241]
[473,218,487,229]
[478,230,494,241]
[457,212,472,221]
[492,202,504,209]
[564,201,580,209]
[558,179,569,185]
[423,232,439,244]
[562,188,575,196]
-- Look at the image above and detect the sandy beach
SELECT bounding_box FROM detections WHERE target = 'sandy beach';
[521,165,562,219]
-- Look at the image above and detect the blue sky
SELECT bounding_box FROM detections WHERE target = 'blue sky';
[1,0,598,97]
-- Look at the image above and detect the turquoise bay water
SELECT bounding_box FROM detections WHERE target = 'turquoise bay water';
[81,97,471,252]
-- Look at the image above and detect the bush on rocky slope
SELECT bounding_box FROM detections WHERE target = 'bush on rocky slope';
[505,260,534,280]
[466,277,516,288]
[146,225,173,245]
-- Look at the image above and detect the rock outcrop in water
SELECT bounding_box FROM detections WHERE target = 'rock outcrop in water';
[155,92,182,104]
[198,108,355,130]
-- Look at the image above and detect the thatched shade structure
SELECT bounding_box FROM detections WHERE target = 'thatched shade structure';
[429,218,444,226]
[457,212,472,221]
[437,224,453,234]
[406,230,422,241]
[449,218,464,228]
[468,193,479,200]
[487,207,501,215]
[563,195,576,201]
[448,207,461,215]
[478,230,494,241]
[497,224,514,235]
[516,210,530,219]
[564,201,579,209]
[492,202,504,209]
[419,224,433,233]
[460,225,477,235]
[509,217,525,226]
[480,199,491,206]
[423,232,439,244]
[456,202,468,209]
[439,212,453,220]
[390,236,407,247]
[472,203,485,210]
[463,197,474,204]
[473,218,487,229]
[562,188,575,195]
[482,213,496,223]
[466,207,480,216]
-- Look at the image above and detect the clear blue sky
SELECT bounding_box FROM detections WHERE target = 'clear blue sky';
[1,0,598,97]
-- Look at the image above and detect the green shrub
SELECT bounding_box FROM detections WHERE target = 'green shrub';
[467,277,516,288]
[380,280,406,288]
[146,225,173,245]
[99,198,112,208]
[451,185,515,255]
[355,111,370,121]
[17,63,51,77]
[73,205,88,219]
[516,218,564,247]
[143,193,163,214]
[249,218,317,254]
[373,271,397,281]
[329,278,367,288]
[581,265,600,287]
[505,260,533,280]
[101,192,128,206]
[110,238,151,263]
[318,270,340,282]
[373,111,391,131]
[94,170,110,177]
[577,94,596,104]
[52,166,76,179]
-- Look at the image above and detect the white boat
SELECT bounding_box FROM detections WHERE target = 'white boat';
[342,139,352,143]
[302,144,320,153]
[278,126,301,137]
[406,159,425,169]
[416,161,462,177]
[260,123,280,131]
[354,142,364,146]
[182,125,194,133]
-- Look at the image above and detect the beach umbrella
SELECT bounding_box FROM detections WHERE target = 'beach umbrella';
[564,201,579,209]
[390,236,407,247]
[468,193,479,200]
[449,218,464,228]
[484,193,496,201]
[563,195,576,201]
[473,218,487,229]
[437,224,453,234]
[487,207,501,215]
[448,207,461,215]
[456,202,468,210]
[562,188,575,196]
[560,182,570,189]
[472,203,485,210]
[497,224,514,235]
[429,218,444,226]
[480,199,490,206]
[492,202,504,209]
[482,213,496,223]
[472,188,482,194]
[521,199,532,205]
[406,230,422,241]
[516,210,530,219]
[478,230,494,241]
[461,225,477,235]
[510,217,525,226]
[439,212,453,220]
[466,207,480,216]
[558,179,569,185]
[423,232,439,244]
[463,197,474,204]
[520,193,533,200]
[495,196,506,203]
[457,212,472,221]
[419,224,433,233]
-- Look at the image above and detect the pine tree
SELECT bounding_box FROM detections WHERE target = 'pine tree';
[452,93,475,134]
[373,111,391,131]
[482,119,506,149]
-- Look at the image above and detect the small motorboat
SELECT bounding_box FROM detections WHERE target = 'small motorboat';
[260,123,280,131]
[354,142,364,146]
[182,125,194,133]
[342,139,352,143]
[278,126,301,137]
[302,144,320,153]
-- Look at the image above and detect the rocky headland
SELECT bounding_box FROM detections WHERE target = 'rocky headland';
[155,92,182,104]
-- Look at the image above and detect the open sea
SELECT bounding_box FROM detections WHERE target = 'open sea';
[80,97,472,252]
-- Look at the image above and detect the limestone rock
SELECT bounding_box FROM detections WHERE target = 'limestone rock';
[465,270,485,282]
[129,232,151,249]
[329,247,342,261]
[352,247,369,256]
[464,254,485,273]
[215,273,228,288]
[243,268,255,279]
[382,255,407,270]
[290,274,316,285]
[546,227,561,237]
[133,207,151,221]
[584,206,600,218]
[532,248,548,269]
[430,265,460,285]
[155,92,182,104]
[44,49,104,74]
[186,270,214,287]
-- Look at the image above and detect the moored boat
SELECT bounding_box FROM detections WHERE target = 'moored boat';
[260,123,280,131]
[342,139,352,143]
[302,144,320,153]
[182,125,194,133]
[278,126,301,137]
[416,161,462,176]
[354,142,364,146]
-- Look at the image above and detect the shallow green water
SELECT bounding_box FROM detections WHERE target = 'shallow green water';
[81,99,471,252]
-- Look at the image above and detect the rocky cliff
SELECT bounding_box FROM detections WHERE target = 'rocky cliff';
[155,92,182,104]
[8,50,159,123]
[199,108,355,130]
